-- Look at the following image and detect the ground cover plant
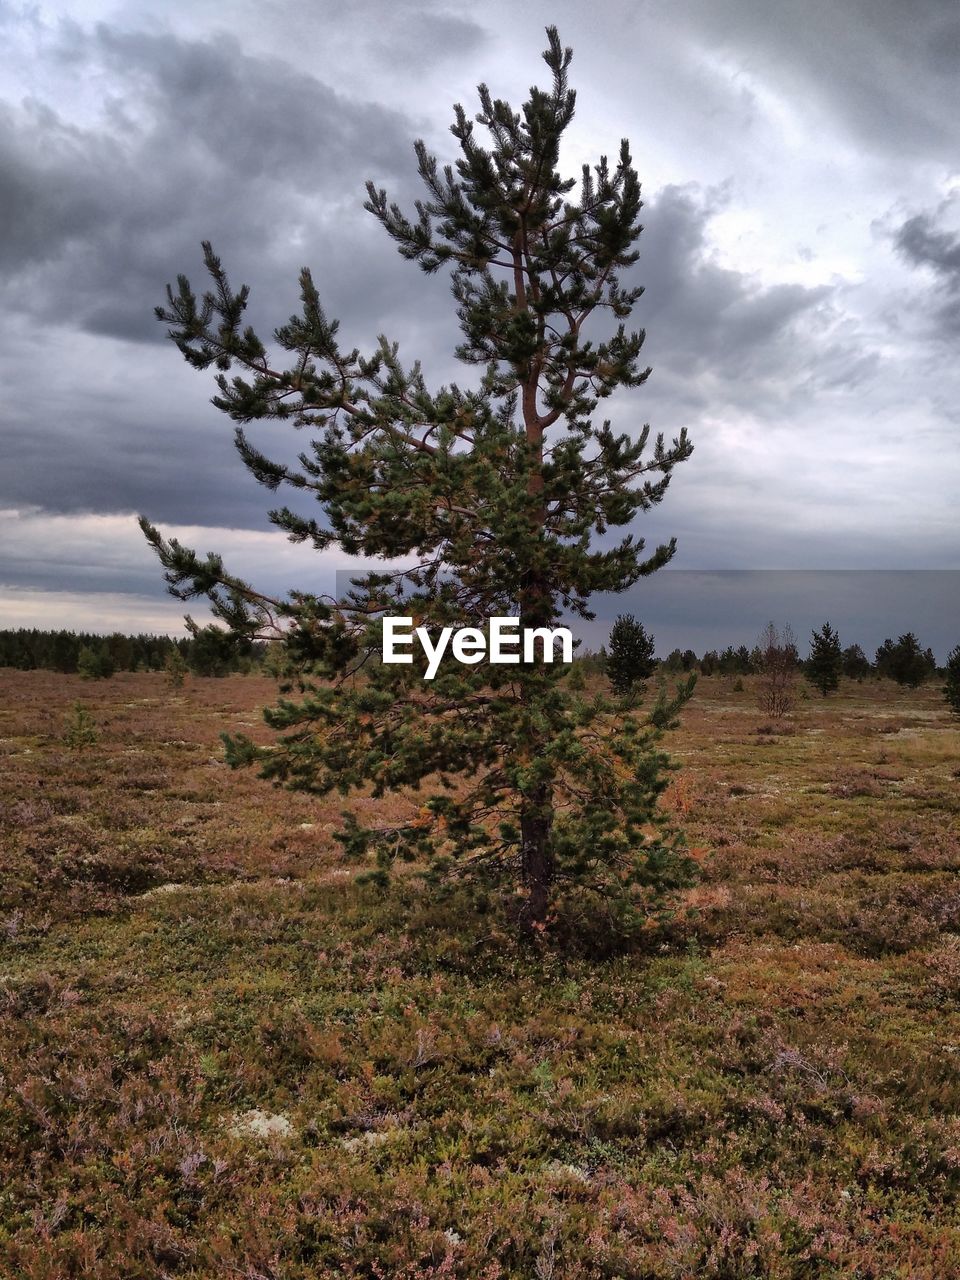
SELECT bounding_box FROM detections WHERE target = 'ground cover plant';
[2,666,959,1277]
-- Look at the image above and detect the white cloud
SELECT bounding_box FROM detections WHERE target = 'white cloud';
[0,585,193,634]
[0,508,399,630]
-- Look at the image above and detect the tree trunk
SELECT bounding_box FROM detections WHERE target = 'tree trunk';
[521,781,554,926]
[515,239,554,928]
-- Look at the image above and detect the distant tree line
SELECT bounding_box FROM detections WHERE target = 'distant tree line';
[592,619,944,692]
[0,624,948,690]
[598,617,953,718]
[655,630,941,686]
[0,627,265,678]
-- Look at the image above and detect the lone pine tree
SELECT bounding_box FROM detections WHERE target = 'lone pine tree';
[607,614,657,695]
[141,27,696,931]
[807,622,842,697]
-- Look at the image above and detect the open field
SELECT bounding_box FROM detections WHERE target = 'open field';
[2,668,959,1278]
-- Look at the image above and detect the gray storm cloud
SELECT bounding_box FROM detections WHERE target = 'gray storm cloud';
[1,0,957,633]
[895,206,960,337]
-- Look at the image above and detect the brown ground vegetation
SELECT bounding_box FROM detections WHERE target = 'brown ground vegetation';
[1,669,958,1277]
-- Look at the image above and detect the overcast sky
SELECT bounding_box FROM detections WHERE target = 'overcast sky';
[1,0,958,650]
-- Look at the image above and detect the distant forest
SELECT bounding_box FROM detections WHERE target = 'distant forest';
[0,627,943,685]
[0,628,264,678]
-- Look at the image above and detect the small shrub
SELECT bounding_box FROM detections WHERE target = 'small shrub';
[164,647,189,688]
[77,645,114,680]
[829,771,883,799]
[63,701,98,750]
[755,622,797,719]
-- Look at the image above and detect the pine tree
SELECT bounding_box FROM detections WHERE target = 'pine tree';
[841,643,872,681]
[566,661,586,691]
[164,646,189,689]
[77,645,114,680]
[876,633,934,688]
[606,614,657,694]
[187,625,238,678]
[944,644,960,716]
[141,28,697,931]
[63,701,98,751]
[807,621,842,696]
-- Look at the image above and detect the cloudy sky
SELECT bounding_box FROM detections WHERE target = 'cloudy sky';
[1,0,958,651]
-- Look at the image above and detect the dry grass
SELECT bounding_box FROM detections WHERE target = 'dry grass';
[1,668,959,1277]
